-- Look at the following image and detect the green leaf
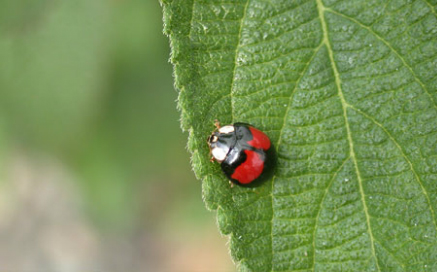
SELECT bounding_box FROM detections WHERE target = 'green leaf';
[163,0,437,271]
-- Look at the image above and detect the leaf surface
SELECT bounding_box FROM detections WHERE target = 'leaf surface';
[163,0,437,271]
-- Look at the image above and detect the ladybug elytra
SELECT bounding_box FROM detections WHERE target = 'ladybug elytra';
[207,121,276,187]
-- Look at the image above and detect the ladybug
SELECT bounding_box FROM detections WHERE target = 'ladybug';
[207,120,276,187]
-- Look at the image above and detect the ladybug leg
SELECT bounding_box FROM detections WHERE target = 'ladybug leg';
[208,148,215,162]
[214,119,221,129]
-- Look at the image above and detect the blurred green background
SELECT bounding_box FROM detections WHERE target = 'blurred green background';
[0,0,233,271]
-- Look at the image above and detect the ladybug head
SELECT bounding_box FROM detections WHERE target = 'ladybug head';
[207,125,236,163]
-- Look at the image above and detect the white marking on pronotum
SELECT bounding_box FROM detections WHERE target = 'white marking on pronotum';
[211,147,228,162]
[218,125,235,134]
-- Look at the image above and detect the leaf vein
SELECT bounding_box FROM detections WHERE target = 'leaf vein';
[423,0,437,16]
[229,0,250,123]
[325,7,437,110]
[269,40,325,271]
[347,105,437,232]
[311,157,350,270]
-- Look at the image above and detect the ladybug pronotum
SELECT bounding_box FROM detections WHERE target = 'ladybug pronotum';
[207,121,276,187]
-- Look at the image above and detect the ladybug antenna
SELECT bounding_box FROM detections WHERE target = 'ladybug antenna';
[214,119,221,129]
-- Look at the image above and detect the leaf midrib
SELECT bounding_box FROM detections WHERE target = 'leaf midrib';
[320,0,437,233]
[316,0,381,271]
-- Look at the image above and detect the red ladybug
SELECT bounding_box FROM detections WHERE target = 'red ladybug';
[207,121,276,187]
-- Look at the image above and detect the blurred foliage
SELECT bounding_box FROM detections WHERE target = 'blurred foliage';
[0,0,204,232]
